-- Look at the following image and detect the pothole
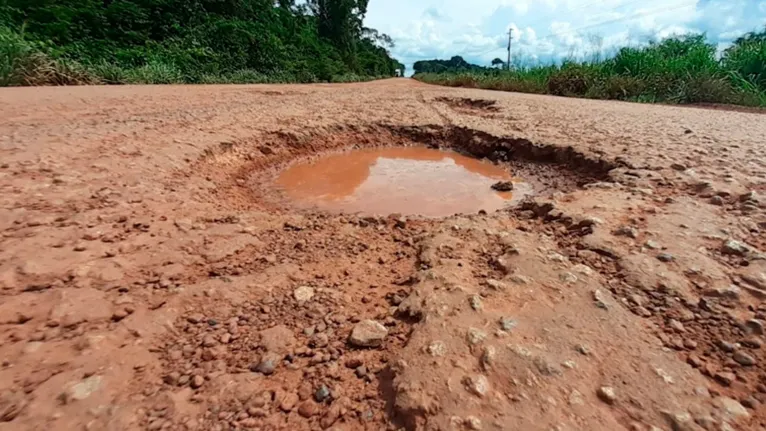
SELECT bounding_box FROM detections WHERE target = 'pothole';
[275,147,532,217]
[193,125,617,215]
[435,97,500,113]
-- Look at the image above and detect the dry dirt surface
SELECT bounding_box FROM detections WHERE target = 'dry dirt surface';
[2,78,766,431]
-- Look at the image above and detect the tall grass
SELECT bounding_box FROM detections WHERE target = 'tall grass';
[415,34,766,107]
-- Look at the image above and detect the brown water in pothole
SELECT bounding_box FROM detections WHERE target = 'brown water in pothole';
[276,147,531,217]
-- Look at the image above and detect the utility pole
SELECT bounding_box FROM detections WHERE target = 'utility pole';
[506,29,513,71]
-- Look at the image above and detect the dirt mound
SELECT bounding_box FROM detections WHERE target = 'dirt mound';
[1,79,766,430]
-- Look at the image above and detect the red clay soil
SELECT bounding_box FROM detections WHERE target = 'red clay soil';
[1,79,766,431]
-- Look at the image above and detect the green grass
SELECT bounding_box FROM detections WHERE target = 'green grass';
[415,33,766,107]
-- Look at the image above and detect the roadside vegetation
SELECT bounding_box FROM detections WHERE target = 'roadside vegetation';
[414,32,766,107]
[0,0,403,86]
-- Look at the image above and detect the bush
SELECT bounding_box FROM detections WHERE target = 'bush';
[88,60,128,85]
[125,61,184,84]
[0,25,34,86]
[547,63,599,96]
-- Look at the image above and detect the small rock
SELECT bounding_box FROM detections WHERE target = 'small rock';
[469,295,482,311]
[713,396,750,420]
[314,385,331,402]
[177,375,190,386]
[491,181,513,192]
[251,353,281,375]
[745,319,764,335]
[481,346,496,369]
[714,372,736,386]
[741,397,759,409]
[575,344,591,355]
[463,375,490,398]
[466,328,487,345]
[739,191,759,203]
[279,393,299,412]
[464,416,482,430]
[704,286,741,301]
[508,274,531,284]
[66,375,103,401]
[613,226,639,239]
[559,272,578,284]
[297,401,318,418]
[671,163,687,171]
[202,335,218,347]
[644,240,661,250]
[534,357,562,376]
[718,340,736,353]
[733,351,756,366]
[661,411,695,431]
[636,307,652,317]
[597,386,617,405]
[293,286,315,302]
[191,375,204,389]
[592,289,608,309]
[709,196,725,206]
[657,253,674,263]
[687,354,703,368]
[485,279,508,290]
[311,333,329,348]
[163,372,180,386]
[499,317,517,331]
[722,239,751,256]
[349,320,388,347]
[678,308,695,322]
[426,341,447,357]
[187,314,204,324]
[321,404,342,428]
[668,319,685,332]
[568,389,585,406]
[355,366,368,378]
[111,309,129,322]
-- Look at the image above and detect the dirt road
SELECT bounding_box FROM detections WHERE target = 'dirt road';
[1,78,766,431]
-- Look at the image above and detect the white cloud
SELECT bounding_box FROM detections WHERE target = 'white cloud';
[365,0,766,73]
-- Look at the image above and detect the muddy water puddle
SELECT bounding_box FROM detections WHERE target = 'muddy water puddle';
[276,147,530,217]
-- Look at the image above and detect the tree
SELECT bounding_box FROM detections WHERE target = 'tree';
[308,0,369,65]
[491,58,504,68]
[413,56,486,74]
[0,0,403,82]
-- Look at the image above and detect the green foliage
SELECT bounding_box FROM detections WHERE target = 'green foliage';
[723,27,766,91]
[415,32,766,107]
[0,24,31,86]
[0,0,400,86]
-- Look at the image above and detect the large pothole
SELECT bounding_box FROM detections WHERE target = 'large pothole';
[192,125,617,217]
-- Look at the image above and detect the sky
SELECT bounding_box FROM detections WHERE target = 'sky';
[364,0,766,74]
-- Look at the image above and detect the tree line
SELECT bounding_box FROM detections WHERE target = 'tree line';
[0,0,405,85]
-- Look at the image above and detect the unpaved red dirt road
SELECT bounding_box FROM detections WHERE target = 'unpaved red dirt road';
[2,79,766,431]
